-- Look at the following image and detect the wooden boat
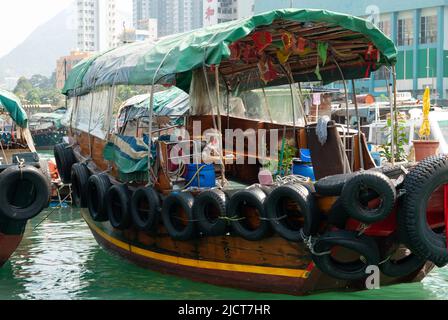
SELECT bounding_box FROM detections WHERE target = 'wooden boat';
[29,110,67,150]
[58,9,446,295]
[0,89,51,266]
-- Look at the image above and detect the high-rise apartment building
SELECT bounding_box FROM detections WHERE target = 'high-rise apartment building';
[133,0,203,38]
[203,0,254,26]
[77,0,118,52]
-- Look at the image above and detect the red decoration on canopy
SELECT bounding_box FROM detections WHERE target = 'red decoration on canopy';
[364,43,380,77]
[252,31,273,53]
[295,37,307,54]
[258,54,278,84]
[229,42,242,60]
[282,32,293,51]
[242,45,257,63]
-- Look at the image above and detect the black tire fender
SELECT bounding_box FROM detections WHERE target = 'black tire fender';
[265,183,320,242]
[379,247,426,278]
[340,171,396,224]
[71,163,90,208]
[161,192,196,241]
[314,173,357,196]
[87,174,111,222]
[398,155,448,267]
[54,143,76,184]
[193,189,228,236]
[106,184,132,230]
[312,230,380,281]
[227,187,272,241]
[0,165,50,221]
[326,198,350,229]
[131,187,161,232]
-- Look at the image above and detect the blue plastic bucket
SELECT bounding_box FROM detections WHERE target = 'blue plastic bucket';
[371,152,382,167]
[292,159,316,181]
[184,164,216,188]
[299,149,312,162]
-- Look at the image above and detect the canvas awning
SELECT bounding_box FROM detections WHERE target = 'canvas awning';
[63,8,397,97]
[0,89,28,128]
[121,86,190,122]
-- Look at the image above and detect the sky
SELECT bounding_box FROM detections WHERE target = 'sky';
[0,0,132,58]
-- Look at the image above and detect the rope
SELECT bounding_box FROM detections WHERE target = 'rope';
[33,192,73,231]
[300,229,331,256]
[0,139,9,165]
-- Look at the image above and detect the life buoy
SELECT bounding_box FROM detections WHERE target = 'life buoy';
[264,183,320,242]
[193,189,228,236]
[227,187,272,241]
[312,230,380,281]
[131,187,161,232]
[0,165,50,221]
[340,171,396,224]
[71,163,90,208]
[106,184,132,230]
[398,155,448,267]
[54,143,76,184]
[161,192,196,241]
[87,174,111,222]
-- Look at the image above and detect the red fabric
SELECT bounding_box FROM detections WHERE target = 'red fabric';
[258,55,278,83]
[252,31,272,53]
[295,37,307,54]
[242,45,257,63]
[229,42,242,60]
[282,32,293,51]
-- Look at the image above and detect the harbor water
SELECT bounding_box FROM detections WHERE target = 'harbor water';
[1,208,448,300]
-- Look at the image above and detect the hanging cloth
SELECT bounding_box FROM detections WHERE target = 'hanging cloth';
[252,31,273,53]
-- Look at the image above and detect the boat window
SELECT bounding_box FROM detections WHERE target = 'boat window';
[190,69,305,126]
[72,89,110,139]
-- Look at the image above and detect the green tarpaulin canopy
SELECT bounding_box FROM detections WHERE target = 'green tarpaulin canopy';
[63,8,397,97]
[0,89,28,128]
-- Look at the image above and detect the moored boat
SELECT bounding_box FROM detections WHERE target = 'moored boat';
[0,89,51,266]
[58,8,446,295]
[29,109,68,150]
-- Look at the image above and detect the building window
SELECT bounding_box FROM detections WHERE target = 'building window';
[397,18,413,46]
[377,20,391,37]
[420,15,437,44]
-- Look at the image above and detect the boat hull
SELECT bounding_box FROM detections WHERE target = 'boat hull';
[31,127,67,150]
[82,210,432,296]
[0,219,26,267]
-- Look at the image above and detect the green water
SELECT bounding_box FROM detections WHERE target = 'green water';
[0,208,447,300]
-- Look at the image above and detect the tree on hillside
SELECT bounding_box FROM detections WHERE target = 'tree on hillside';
[13,74,64,107]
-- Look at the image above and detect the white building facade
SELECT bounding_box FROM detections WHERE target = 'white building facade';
[133,0,203,38]
[203,0,254,26]
[77,0,118,52]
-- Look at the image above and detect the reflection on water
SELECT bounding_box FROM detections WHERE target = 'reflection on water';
[0,208,445,300]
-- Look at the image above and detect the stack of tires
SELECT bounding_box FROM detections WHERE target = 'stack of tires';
[311,162,437,281]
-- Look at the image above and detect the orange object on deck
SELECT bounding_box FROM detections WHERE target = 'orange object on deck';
[48,160,59,180]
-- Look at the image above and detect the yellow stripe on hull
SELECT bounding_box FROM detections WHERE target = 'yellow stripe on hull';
[83,211,310,279]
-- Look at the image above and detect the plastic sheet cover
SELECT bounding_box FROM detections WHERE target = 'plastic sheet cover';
[62,8,397,97]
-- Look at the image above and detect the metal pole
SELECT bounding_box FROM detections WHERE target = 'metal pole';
[64,59,68,109]
[333,56,351,172]
[386,71,395,166]
[392,65,398,164]
[351,79,364,170]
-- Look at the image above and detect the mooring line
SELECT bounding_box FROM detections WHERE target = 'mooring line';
[33,192,73,231]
